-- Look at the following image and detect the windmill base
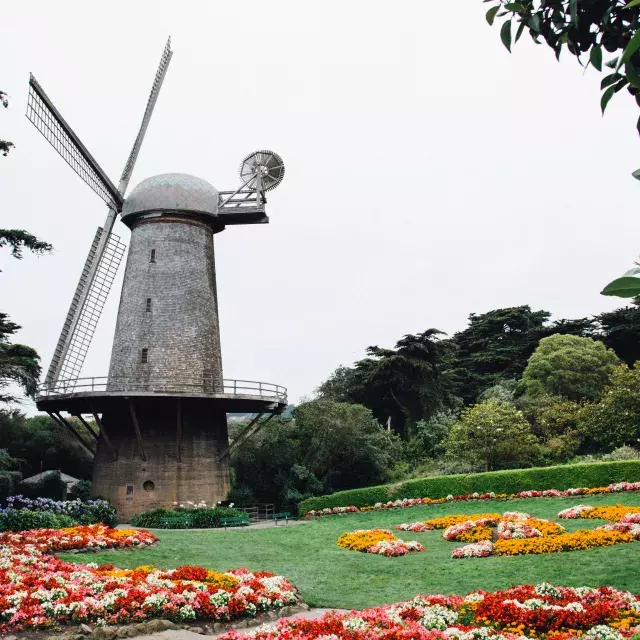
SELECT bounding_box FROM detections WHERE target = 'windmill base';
[91,396,230,523]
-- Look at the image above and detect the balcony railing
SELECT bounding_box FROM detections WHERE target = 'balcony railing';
[36,376,287,403]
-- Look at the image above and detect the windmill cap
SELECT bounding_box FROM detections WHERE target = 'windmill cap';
[121,173,219,220]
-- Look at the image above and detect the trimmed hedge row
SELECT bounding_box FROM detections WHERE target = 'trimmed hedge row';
[298,460,640,516]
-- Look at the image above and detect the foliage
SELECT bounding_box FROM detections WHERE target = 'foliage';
[0,89,14,157]
[5,495,117,526]
[402,410,459,465]
[572,445,640,464]
[317,331,459,437]
[130,506,246,529]
[581,363,640,451]
[0,314,42,401]
[597,305,640,366]
[0,410,93,479]
[478,379,519,404]
[298,459,640,514]
[0,508,75,532]
[445,400,538,472]
[232,401,400,510]
[523,334,619,401]
[67,479,92,501]
[226,484,255,507]
[0,229,52,262]
[485,0,640,136]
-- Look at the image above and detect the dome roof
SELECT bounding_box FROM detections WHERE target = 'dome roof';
[122,173,219,218]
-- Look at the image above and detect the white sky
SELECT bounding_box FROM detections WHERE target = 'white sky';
[1,0,639,414]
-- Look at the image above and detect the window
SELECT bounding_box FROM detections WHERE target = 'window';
[146,298,152,312]
[150,249,156,263]
[141,348,148,363]
[126,485,134,496]
[143,480,155,492]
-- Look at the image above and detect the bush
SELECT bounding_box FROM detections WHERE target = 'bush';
[298,459,640,515]
[18,470,66,500]
[68,479,92,501]
[130,506,248,529]
[0,509,75,532]
[5,496,117,527]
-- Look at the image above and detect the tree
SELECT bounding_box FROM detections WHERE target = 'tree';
[1,89,14,157]
[596,305,640,366]
[523,334,619,401]
[485,1,640,141]
[0,313,41,401]
[403,409,459,464]
[232,401,400,509]
[317,330,458,438]
[445,399,538,471]
[0,230,52,263]
[581,363,640,451]
[442,306,552,404]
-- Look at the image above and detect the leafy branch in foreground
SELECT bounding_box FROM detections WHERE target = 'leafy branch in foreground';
[486,1,640,136]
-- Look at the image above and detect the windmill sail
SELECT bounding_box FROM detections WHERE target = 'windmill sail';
[30,37,174,388]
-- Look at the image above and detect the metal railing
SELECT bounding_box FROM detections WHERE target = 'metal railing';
[236,504,275,523]
[36,376,287,403]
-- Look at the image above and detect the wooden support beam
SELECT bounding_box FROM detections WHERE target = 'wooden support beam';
[75,414,99,441]
[176,398,182,463]
[217,412,276,462]
[49,412,95,457]
[90,403,117,461]
[127,398,147,461]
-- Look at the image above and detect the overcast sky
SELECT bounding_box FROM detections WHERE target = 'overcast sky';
[2,0,639,414]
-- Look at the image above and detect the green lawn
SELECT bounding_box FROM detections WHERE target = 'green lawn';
[62,493,640,609]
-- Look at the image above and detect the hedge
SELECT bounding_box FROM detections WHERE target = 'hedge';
[298,460,640,516]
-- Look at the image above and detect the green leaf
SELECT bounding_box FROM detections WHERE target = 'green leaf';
[486,6,500,26]
[601,73,622,89]
[515,21,526,43]
[590,45,603,72]
[601,86,615,113]
[570,0,578,26]
[624,0,640,7]
[637,115,640,137]
[504,2,524,10]
[626,62,640,89]
[605,57,619,69]
[529,14,541,33]
[633,168,640,180]
[601,276,640,298]
[501,20,513,52]
[617,29,640,71]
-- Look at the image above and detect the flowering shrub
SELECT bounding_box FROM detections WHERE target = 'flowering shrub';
[0,524,157,552]
[494,529,634,556]
[497,519,565,541]
[336,529,424,556]
[5,496,116,526]
[221,582,640,640]
[130,506,248,529]
[426,513,502,530]
[443,518,498,543]
[558,505,640,522]
[0,508,76,532]
[452,541,495,559]
[304,482,640,518]
[395,521,433,532]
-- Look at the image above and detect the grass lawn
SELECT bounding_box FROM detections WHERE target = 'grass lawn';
[62,493,640,609]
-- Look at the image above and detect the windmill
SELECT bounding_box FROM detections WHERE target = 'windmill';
[30,38,287,520]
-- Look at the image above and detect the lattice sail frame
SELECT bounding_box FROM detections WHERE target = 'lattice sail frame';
[27,76,123,210]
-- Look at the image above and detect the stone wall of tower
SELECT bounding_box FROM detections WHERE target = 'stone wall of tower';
[91,397,230,522]
[108,217,223,392]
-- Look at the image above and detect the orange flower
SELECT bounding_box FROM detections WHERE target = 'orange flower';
[337,529,397,552]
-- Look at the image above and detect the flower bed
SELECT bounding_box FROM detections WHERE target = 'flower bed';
[558,505,640,522]
[304,482,640,518]
[0,527,298,631]
[336,529,424,556]
[221,582,640,640]
[0,524,157,552]
[443,518,498,542]
[497,518,566,540]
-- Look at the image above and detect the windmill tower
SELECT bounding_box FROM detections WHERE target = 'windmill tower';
[30,39,287,521]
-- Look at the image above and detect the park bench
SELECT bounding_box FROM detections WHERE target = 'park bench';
[219,515,251,528]
[159,514,194,529]
[273,512,290,525]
